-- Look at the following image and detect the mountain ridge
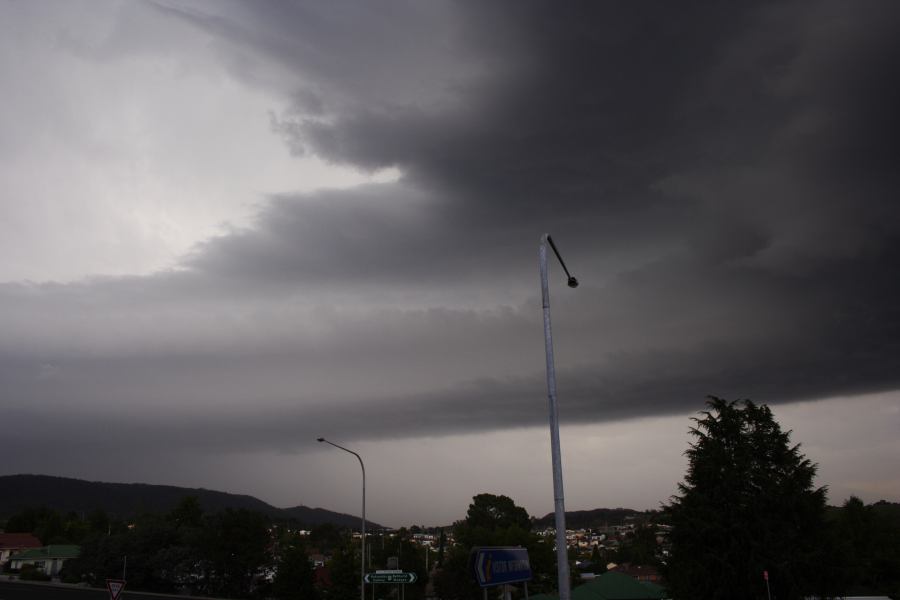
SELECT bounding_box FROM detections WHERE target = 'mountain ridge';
[533,507,652,529]
[0,474,382,529]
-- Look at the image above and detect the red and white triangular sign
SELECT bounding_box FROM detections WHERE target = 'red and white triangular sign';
[106,579,127,600]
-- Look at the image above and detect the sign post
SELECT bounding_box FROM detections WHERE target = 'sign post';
[106,578,127,600]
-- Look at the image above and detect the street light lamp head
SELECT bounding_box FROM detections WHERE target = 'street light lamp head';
[316,437,325,442]
[567,276,579,288]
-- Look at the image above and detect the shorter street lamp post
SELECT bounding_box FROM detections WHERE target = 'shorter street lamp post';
[539,234,579,600]
[317,437,366,600]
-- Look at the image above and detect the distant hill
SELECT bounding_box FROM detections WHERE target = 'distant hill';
[533,507,649,529]
[0,474,381,529]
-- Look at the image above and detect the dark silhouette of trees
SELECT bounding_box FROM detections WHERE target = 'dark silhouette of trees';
[456,493,530,539]
[664,397,828,600]
[825,497,900,597]
[310,522,346,555]
[60,498,271,597]
[614,524,660,567]
[201,508,271,598]
[273,535,318,600]
[433,493,554,600]
[323,541,359,600]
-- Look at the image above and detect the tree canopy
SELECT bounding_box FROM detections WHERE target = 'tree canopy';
[824,497,900,597]
[433,493,554,600]
[454,493,532,547]
[664,397,827,600]
[58,499,273,598]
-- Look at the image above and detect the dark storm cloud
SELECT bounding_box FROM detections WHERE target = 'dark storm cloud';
[2,236,898,459]
[2,1,900,461]
[168,0,900,275]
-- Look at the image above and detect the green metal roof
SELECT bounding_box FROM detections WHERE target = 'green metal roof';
[638,580,666,597]
[9,545,80,561]
[524,572,666,600]
[571,572,666,600]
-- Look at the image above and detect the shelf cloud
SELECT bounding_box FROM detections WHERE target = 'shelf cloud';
[2,1,898,521]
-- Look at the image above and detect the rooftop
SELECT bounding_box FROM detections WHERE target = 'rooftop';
[9,545,80,560]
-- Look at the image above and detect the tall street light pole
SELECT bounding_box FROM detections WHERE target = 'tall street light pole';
[317,437,366,600]
[539,233,578,600]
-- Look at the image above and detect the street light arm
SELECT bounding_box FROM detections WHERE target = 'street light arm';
[317,437,366,600]
[543,234,578,288]
[318,438,365,474]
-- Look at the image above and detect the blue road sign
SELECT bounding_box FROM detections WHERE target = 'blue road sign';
[471,547,532,587]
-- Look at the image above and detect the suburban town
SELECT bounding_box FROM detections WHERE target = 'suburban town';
[0,505,681,600]
[1,472,898,599]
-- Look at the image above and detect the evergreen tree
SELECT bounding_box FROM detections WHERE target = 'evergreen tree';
[433,493,555,600]
[664,397,829,600]
[273,538,318,600]
[325,542,360,600]
[614,524,659,567]
[201,508,271,598]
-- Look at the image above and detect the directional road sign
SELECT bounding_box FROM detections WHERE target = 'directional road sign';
[471,547,532,588]
[365,571,417,584]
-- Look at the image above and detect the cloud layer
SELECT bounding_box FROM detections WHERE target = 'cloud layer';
[1,1,899,518]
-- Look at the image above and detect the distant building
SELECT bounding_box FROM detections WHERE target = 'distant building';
[610,562,662,583]
[0,533,42,566]
[8,545,80,577]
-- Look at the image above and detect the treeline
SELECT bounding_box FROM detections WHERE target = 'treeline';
[819,497,900,596]
[595,497,900,596]
[4,478,897,598]
[5,497,280,596]
[2,497,429,600]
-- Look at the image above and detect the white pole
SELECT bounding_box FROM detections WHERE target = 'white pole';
[539,233,577,600]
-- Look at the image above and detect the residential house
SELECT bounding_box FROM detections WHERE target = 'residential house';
[8,545,80,577]
[0,533,42,566]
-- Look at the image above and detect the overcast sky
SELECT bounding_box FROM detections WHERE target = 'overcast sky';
[2,1,899,527]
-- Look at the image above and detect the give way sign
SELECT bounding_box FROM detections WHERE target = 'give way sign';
[106,579,127,600]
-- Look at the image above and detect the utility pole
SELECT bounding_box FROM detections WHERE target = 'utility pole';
[539,233,579,600]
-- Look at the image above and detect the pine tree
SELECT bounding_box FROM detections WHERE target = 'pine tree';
[664,397,828,600]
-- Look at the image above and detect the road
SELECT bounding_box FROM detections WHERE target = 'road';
[0,580,216,600]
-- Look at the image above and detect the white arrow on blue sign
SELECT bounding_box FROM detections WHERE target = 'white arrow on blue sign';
[471,547,532,588]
